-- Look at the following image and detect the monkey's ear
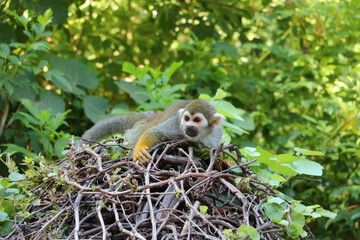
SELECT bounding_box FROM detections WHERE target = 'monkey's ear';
[178,108,185,116]
[211,113,226,126]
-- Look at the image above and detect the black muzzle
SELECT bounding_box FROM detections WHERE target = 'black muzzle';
[185,126,198,137]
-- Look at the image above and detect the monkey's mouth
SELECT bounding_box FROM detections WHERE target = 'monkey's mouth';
[185,126,198,137]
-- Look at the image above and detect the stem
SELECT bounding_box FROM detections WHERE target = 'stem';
[0,96,10,138]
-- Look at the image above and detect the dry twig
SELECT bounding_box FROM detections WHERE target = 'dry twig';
[4,139,312,239]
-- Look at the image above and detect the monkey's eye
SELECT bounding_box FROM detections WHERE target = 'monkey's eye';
[194,117,201,123]
[184,116,190,121]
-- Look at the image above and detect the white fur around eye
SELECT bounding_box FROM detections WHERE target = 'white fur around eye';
[193,113,208,128]
[178,108,185,116]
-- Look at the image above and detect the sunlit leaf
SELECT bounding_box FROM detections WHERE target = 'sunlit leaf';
[293,159,324,176]
[212,89,227,100]
[294,148,324,156]
[209,100,243,120]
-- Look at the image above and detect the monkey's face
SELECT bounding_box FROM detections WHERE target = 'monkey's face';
[179,110,211,142]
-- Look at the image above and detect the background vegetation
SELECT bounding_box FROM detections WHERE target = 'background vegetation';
[0,0,359,239]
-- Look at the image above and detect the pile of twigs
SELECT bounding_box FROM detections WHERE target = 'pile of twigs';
[4,138,302,240]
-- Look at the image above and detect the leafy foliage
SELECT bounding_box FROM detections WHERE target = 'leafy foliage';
[121,61,185,110]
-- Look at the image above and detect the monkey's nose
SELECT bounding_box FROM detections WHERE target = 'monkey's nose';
[185,126,198,137]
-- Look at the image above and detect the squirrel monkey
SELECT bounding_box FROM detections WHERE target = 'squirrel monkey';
[79,99,226,164]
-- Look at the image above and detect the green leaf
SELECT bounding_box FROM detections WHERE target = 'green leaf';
[267,196,285,205]
[20,99,40,117]
[50,55,98,93]
[38,60,48,68]
[221,128,232,145]
[0,184,5,197]
[37,8,53,26]
[199,205,208,215]
[48,68,73,92]
[247,226,260,240]
[253,149,295,176]
[234,178,241,184]
[8,172,23,181]
[291,212,305,226]
[4,188,19,197]
[54,133,72,157]
[0,43,10,55]
[83,96,110,123]
[268,180,280,187]
[198,94,211,100]
[18,16,28,29]
[311,212,322,218]
[293,159,324,176]
[223,121,248,135]
[29,41,50,51]
[149,65,162,79]
[276,154,299,164]
[212,42,238,58]
[303,115,318,124]
[176,189,181,198]
[289,222,305,238]
[277,219,289,226]
[0,219,14,234]
[222,229,232,237]
[4,82,13,95]
[293,203,305,213]
[242,147,261,158]
[237,225,260,240]
[212,89,227,100]
[271,174,286,182]
[138,66,150,80]
[316,208,337,219]
[0,211,8,222]
[161,84,185,98]
[265,204,284,220]
[115,81,149,104]
[32,199,41,206]
[294,148,324,156]
[18,112,39,125]
[35,0,68,24]
[350,210,360,221]
[209,100,243,120]
[4,9,28,29]
[163,61,183,78]
[8,55,19,64]
[122,62,137,75]
[35,91,66,115]
[231,110,255,131]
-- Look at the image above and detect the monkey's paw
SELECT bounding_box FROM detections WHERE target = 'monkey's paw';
[133,146,152,165]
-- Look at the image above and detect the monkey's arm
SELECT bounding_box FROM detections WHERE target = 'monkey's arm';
[133,131,159,163]
[133,117,183,164]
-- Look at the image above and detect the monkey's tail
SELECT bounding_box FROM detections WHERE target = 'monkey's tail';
[78,113,149,146]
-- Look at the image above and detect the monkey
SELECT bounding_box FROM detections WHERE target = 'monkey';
[79,99,226,165]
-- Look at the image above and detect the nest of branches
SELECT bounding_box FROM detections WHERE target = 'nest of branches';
[5,138,311,240]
